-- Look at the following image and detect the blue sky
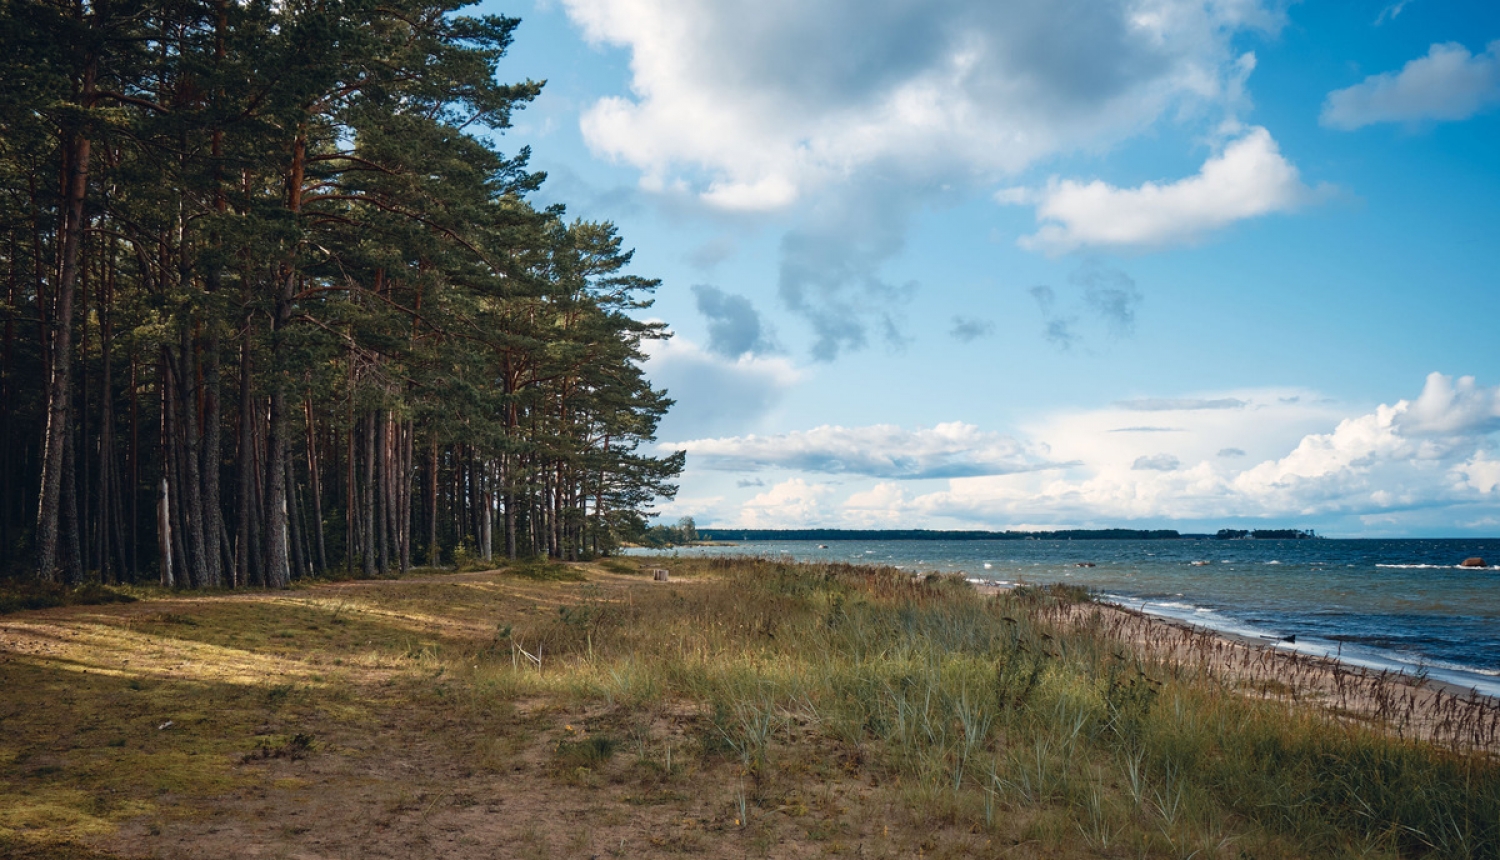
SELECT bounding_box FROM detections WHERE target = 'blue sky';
[481,0,1500,536]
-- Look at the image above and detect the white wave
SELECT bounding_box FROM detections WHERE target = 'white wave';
[1376,563,1500,570]
[1100,595,1500,700]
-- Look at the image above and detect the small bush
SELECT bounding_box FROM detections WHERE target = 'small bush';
[0,581,137,615]
[241,733,315,763]
[1011,582,1092,606]
[555,735,616,770]
[502,560,587,582]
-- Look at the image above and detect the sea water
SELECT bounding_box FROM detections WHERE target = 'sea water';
[640,539,1500,698]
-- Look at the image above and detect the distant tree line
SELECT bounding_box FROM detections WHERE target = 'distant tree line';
[633,516,698,548]
[694,529,1188,542]
[694,528,1324,542]
[1213,529,1320,540]
[0,0,682,586]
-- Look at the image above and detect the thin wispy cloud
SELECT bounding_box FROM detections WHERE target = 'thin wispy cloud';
[1373,0,1415,26]
[950,316,996,342]
[1114,397,1248,411]
[1074,263,1141,337]
[671,422,1063,479]
[1028,284,1080,350]
[1133,453,1182,471]
[1028,261,1141,350]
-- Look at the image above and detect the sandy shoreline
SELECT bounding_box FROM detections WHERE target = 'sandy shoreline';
[966,576,1500,752]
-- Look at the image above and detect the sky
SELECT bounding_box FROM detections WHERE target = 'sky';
[480,0,1500,537]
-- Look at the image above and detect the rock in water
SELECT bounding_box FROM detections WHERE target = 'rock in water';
[1460,557,1487,568]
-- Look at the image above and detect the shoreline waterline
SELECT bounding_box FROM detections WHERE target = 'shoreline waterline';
[630,537,1500,702]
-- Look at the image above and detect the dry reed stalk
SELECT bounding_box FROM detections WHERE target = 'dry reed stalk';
[1044,600,1500,754]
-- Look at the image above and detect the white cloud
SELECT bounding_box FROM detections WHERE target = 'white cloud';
[919,375,1500,523]
[669,422,1061,479]
[561,0,1283,210]
[1460,454,1500,495]
[1005,127,1315,253]
[1322,41,1500,130]
[1115,396,1246,411]
[842,483,912,528]
[740,479,836,528]
[1398,372,1500,436]
[691,374,1500,531]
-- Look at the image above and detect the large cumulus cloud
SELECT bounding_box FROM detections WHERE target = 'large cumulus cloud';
[563,0,1282,208]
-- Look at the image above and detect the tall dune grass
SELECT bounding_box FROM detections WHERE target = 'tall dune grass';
[489,555,1499,858]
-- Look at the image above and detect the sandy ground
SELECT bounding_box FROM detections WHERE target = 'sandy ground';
[0,571,980,860]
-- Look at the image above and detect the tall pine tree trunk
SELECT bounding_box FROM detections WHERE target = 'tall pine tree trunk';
[262,269,294,590]
[37,117,93,581]
[304,400,326,574]
[235,323,257,587]
[201,327,225,587]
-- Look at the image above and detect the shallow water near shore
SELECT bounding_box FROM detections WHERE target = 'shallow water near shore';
[638,538,1500,698]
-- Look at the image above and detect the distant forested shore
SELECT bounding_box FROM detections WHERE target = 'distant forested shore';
[695,528,1321,542]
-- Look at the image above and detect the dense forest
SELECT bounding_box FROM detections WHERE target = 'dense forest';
[0,0,683,586]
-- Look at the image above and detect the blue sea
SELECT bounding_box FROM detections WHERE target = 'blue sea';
[637,539,1500,698]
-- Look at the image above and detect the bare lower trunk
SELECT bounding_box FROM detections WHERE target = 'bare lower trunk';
[235,323,257,587]
[201,330,224,587]
[263,387,290,589]
[262,264,295,589]
[428,441,439,566]
[361,413,375,578]
[157,477,173,587]
[36,126,92,581]
[399,421,411,572]
[177,331,210,587]
[304,401,327,574]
